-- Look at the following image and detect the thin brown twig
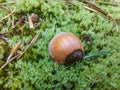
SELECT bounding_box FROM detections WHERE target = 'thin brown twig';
[0,5,11,12]
[1,42,22,69]
[1,33,39,69]
[0,34,9,45]
[83,0,119,31]
[83,5,119,31]
[1,55,19,69]
[96,1,119,6]
[107,14,119,31]
[10,15,26,30]
[0,1,15,6]
[17,33,40,59]
[0,8,16,22]
[83,0,108,15]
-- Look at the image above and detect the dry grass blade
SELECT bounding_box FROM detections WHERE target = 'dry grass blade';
[83,0,119,31]
[17,33,40,59]
[6,42,22,62]
[83,6,98,13]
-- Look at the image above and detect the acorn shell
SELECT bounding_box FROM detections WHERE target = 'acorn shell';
[49,32,84,65]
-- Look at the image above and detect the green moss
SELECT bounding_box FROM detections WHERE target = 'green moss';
[0,0,120,90]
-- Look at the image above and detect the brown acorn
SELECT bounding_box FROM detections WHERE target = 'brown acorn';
[48,32,84,65]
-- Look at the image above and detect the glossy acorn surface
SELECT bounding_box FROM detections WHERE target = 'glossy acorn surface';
[49,32,84,65]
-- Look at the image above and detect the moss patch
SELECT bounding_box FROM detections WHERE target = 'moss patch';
[0,0,120,89]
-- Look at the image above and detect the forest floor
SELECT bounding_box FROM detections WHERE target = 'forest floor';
[0,0,120,90]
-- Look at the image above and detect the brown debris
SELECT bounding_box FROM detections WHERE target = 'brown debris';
[84,35,94,43]
[32,14,39,24]
[12,15,26,30]
[19,15,26,27]
[31,14,40,28]
[0,33,9,45]
[0,33,40,69]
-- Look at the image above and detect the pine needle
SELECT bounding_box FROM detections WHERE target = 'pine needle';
[17,33,40,59]
[1,55,19,69]
[0,1,15,6]
[83,0,119,31]
[96,1,119,6]
[0,8,16,22]
[0,33,39,69]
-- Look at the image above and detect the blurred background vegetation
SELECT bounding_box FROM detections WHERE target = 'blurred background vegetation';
[0,0,120,89]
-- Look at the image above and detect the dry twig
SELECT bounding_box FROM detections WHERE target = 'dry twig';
[0,5,10,12]
[0,33,40,69]
[0,8,16,22]
[0,34,9,45]
[1,55,19,69]
[1,42,22,69]
[83,0,119,31]
[10,15,26,30]
[17,33,40,59]
[96,1,119,6]
[0,1,15,6]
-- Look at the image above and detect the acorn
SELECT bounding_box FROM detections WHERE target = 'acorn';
[48,32,84,65]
